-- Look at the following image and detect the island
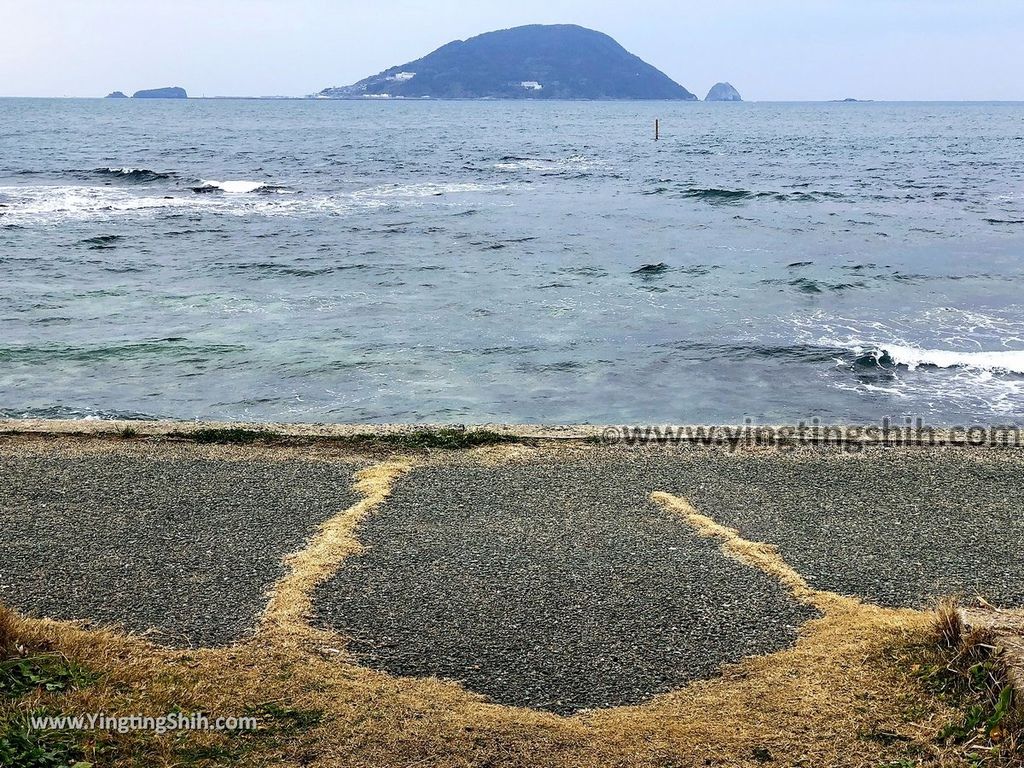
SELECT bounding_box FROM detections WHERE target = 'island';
[132,87,188,99]
[316,24,697,100]
[105,91,128,99]
[705,82,742,101]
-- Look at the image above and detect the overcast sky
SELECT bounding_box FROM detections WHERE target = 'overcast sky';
[2,0,1021,100]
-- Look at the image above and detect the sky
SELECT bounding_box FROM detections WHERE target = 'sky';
[2,0,1022,100]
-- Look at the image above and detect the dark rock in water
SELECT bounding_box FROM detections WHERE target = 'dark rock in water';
[789,277,823,294]
[318,24,697,100]
[105,91,128,99]
[80,234,123,250]
[633,262,671,275]
[705,82,742,101]
[133,87,187,99]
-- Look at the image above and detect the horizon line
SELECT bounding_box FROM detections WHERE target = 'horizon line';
[3,95,1024,103]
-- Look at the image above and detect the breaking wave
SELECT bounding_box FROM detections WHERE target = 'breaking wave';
[854,345,1024,374]
[93,167,175,183]
[778,309,1024,416]
[493,154,599,176]
[191,180,296,194]
[0,179,502,224]
[352,182,503,198]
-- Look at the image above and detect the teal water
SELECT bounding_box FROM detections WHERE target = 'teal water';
[2,99,1023,424]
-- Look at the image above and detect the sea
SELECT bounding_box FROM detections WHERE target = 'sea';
[1,98,1023,425]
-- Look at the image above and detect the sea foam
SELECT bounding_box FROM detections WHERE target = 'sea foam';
[0,178,498,225]
[196,180,268,193]
[862,344,1024,374]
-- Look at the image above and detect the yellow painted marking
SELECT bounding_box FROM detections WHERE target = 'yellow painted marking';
[650,491,860,614]
[261,460,414,636]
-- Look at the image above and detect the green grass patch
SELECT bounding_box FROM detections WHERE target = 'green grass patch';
[1,613,97,768]
[0,712,89,768]
[920,656,1017,747]
[0,655,94,699]
[910,603,1022,765]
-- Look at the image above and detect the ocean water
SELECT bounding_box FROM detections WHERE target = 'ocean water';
[1,98,1023,425]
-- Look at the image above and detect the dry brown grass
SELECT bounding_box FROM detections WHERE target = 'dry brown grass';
[650,491,842,610]
[260,459,413,637]
[924,599,1022,762]
[6,606,954,768]
[0,471,994,767]
[0,603,18,654]
[935,597,966,651]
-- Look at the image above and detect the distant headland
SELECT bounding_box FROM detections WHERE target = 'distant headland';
[316,24,698,100]
[106,87,188,99]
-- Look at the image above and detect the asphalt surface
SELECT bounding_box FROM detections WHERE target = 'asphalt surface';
[0,443,357,646]
[314,446,1024,713]
[635,446,1024,608]
[313,458,818,714]
[3,437,1022,714]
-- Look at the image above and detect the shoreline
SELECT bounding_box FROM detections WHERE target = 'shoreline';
[1,417,1021,448]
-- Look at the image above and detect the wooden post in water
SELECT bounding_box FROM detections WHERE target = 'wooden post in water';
[655,119,660,141]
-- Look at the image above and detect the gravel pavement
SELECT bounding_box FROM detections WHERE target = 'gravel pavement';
[0,443,358,646]
[3,437,1020,713]
[637,446,1024,608]
[314,445,1023,713]
[313,457,818,714]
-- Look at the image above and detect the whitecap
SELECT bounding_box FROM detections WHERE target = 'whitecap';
[352,181,503,198]
[95,167,174,182]
[865,344,1024,374]
[780,309,1024,417]
[198,179,267,193]
[494,155,596,173]
[0,178,502,225]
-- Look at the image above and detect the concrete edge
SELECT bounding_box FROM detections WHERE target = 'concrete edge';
[0,419,1021,448]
